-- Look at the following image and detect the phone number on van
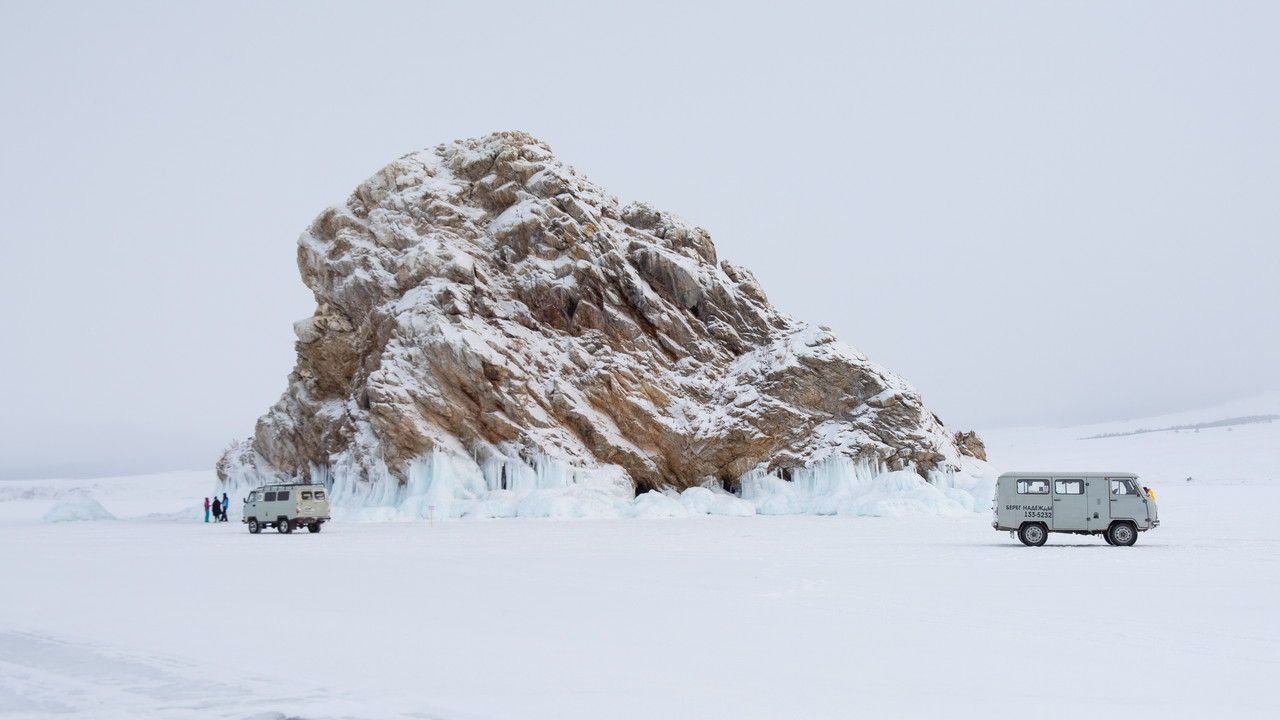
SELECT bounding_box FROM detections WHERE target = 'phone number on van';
[1005,505,1052,519]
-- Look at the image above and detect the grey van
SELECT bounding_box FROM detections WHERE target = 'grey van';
[242,484,330,534]
[993,471,1159,546]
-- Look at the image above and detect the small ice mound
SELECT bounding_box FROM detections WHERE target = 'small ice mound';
[679,487,715,514]
[43,495,116,522]
[633,491,690,518]
[678,486,756,517]
[708,493,757,517]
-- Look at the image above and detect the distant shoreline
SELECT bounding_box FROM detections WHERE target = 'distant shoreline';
[1081,415,1279,440]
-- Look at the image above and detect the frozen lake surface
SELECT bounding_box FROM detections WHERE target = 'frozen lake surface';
[2,476,1277,719]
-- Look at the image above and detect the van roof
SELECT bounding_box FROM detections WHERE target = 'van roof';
[998,471,1139,479]
[259,483,326,489]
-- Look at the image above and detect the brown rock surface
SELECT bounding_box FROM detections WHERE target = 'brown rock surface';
[217,131,974,493]
[954,431,988,461]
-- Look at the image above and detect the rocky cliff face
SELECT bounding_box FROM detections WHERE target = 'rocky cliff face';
[218,131,983,494]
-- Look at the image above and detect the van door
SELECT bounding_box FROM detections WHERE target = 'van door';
[276,488,291,520]
[1086,478,1109,531]
[1109,477,1146,524]
[245,490,262,522]
[1051,478,1087,531]
[262,490,278,522]
[312,488,329,519]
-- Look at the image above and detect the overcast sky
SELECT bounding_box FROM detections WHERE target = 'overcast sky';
[2,1,1277,479]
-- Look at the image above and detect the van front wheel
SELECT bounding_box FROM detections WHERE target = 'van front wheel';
[247,519,259,534]
[1018,523,1048,547]
[1108,521,1137,546]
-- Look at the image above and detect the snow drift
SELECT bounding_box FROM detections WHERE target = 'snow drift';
[42,495,116,522]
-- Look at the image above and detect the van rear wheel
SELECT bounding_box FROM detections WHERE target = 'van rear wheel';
[277,518,292,534]
[1018,523,1048,547]
[307,522,321,533]
[1108,521,1137,546]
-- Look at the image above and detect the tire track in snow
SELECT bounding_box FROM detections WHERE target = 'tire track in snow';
[0,630,451,720]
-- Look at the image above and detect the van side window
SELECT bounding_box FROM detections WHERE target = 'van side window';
[1054,479,1084,495]
[1111,478,1138,495]
[264,492,277,502]
[1016,479,1049,495]
[301,491,312,500]
[314,491,325,500]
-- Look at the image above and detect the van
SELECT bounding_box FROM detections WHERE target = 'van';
[992,472,1158,546]
[242,484,330,534]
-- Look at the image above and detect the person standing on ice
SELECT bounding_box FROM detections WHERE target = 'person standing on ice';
[204,497,210,523]
[221,492,230,522]
[212,496,221,524]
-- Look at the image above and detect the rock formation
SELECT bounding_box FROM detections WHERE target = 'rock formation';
[217,131,984,495]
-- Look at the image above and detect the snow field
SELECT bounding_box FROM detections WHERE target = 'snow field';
[2,474,1278,719]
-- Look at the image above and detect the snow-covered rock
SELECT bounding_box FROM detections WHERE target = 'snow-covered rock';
[42,495,116,522]
[218,131,984,503]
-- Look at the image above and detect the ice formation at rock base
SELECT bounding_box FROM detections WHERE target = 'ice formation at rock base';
[220,450,997,520]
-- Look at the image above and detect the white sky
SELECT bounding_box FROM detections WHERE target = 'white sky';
[1,1,1277,479]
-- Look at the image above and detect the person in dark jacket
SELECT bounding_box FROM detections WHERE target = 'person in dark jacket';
[212,496,221,523]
